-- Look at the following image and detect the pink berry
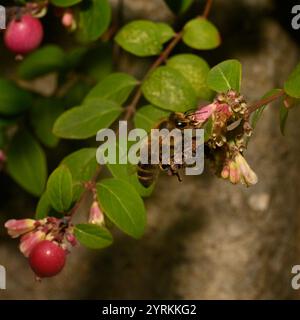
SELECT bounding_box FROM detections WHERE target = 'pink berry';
[4,15,44,55]
[29,240,66,278]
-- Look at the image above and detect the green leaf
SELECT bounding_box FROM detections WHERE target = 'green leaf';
[250,89,282,129]
[134,104,170,132]
[142,66,197,112]
[61,148,98,200]
[35,192,51,219]
[128,173,155,198]
[97,178,146,238]
[279,105,289,136]
[46,165,73,212]
[103,140,154,198]
[156,22,175,43]
[0,79,32,115]
[167,54,213,100]
[115,20,162,57]
[164,0,194,14]
[74,223,113,249]
[53,99,122,139]
[78,0,111,42]
[84,73,138,105]
[284,62,300,98]
[50,0,82,7]
[183,18,221,50]
[7,130,47,196]
[18,45,65,80]
[207,59,242,92]
[30,98,64,148]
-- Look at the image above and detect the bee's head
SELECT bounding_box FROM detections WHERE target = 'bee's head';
[170,112,188,129]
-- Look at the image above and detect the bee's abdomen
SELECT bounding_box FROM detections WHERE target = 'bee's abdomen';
[137,163,157,188]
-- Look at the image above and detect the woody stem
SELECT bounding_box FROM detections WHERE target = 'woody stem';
[247,89,286,115]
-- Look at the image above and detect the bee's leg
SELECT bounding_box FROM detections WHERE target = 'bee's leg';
[175,171,182,182]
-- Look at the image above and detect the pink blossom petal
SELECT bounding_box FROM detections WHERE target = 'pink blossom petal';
[221,164,230,179]
[194,103,217,123]
[19,230,46,257]
[88,201,105,226]
[215,103,232,117]
[229,161,240,184]
[235,153,258,186]
[5,219,36,238]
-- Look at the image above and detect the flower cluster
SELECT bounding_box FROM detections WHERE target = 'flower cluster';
[5,217,75,258]
[220,149,258,186]
[4,200,106,278]
[194,90,257,187]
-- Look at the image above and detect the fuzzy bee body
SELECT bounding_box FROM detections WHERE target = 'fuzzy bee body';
[137,111,201,188]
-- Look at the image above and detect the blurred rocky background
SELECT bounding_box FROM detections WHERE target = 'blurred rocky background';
[1,0,300,299]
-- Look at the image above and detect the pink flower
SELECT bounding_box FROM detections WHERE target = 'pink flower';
[193,103,217,124]
[221,153,258,187]
[215,103,232,117]
[5,219,36,238]
[19,230,46,257]
[88,201,105,226]
[66,233,77,247]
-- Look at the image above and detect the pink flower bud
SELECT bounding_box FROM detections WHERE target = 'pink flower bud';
[215,103,232,117]
[229,161,240,184]
[5,219,36,238]
[0,150,6,163]
[221,164,230,179]
[235,153,258,186]
[62,11,74,28]
[66,233,77,247]
[19,230,46,257]
[89,201,105,226]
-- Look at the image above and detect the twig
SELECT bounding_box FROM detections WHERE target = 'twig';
[123,30,184,121]
[68,166,102,217]
[247,89,286,114]
[202,0,213,19]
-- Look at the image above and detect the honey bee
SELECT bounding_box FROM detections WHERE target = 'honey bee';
[137,110,202,188]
